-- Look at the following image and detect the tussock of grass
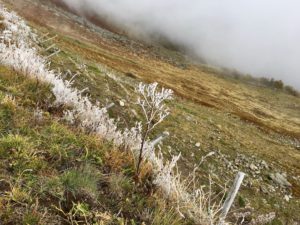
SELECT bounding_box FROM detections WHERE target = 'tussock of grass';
[60,165,99,198]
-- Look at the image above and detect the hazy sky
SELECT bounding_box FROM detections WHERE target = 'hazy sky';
[62,0,300,89]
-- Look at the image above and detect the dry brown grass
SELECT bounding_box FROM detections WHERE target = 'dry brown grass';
[2,1,299,222]
[104,149,134,173]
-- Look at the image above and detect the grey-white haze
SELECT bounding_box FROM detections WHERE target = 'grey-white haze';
[62,0,300,89]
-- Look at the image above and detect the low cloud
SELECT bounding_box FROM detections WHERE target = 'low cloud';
[62,0,300,89]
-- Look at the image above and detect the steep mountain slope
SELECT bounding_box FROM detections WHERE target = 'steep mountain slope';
[0,0,300,224]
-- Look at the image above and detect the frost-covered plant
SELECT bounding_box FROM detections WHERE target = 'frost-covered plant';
[135,82,173,174]
[0,6,35,45]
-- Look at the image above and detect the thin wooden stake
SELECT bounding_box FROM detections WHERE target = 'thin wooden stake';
[219,172,245,225]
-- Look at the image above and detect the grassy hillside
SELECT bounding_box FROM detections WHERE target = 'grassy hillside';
[0,65,187,224]
[0,0,300,224]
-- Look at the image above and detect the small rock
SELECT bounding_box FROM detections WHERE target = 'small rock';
[119,100,125,107]
[284,195,290,202]
[260,185,269,194]
[261,160,269,169]
[267,184,276,193]
[250,164,258,171]
[186,115,192,121]
[269,173,292,188]
[195,142,201,148]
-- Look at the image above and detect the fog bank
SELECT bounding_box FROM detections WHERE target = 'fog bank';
[62,0,300,89]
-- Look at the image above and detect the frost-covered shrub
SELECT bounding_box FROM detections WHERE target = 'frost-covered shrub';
[135,82,173,174]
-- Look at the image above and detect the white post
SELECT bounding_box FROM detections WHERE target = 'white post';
[151,131,169,146]
[219,172,245,225]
